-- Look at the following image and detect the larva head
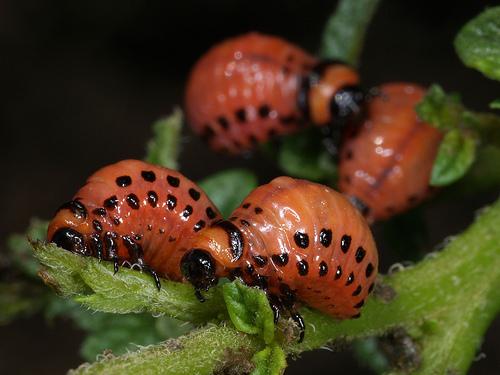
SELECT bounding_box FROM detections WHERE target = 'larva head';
[47,200,92,255]
[302,60,363,126]
[181,220,243,290]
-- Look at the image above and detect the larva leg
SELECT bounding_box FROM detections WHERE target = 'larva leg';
[122,235,161,290]
[268,294,283,324]
[278,283,306,343]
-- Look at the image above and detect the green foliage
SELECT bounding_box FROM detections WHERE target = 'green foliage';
[415,85,463,131]
[223,280,275,344]
[319,0,381,65]
[199,169,258,217]
[455,6,500,81]
[277,129,337,182]
[144,108,183,169]
[251,344,287,375]
[490,99,500,109]
[430,129,477,186]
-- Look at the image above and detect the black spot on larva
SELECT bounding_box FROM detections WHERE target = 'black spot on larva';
[147,224,152,231]
[134,234,142,241]
[104,195,119,210]
[189,188,201,201]
[167,194,177,210]
[242,203,251,209]
[319,261,328,276]
[255,274,268,289]
[408,195,418,204]
[113,217,121,226]
[354,299,366,309]
[182,205,193,218]
[201,125,216,141]
[126,194,140,209]
[167,175,180,187]
[272,253,289,267]
[341,235,351,253]
[294,231,309,249]
[368,283,375,293]
[168,236,175,242]
[246,264,255,275]
[258,105,270,118]
[206,207,216,219]
[253,255,268,267]
[92,220,102,232]
[93,207,106,217]
[355,247,366,263]
[193,220,205,232]
[116,175,132,187]
[159,228,165,234]
[217,116,229,129]
[58,200,88,219]
[319,228,332,247]
[240,219,250,227]
[297,260,309,276]
[346,272,355,286]
[141,170,156,182]
[147,191,158,208]
[352,285,362,296]
[254,207,263,214]
[335,265,342,280]
[366,263,374,278]
[235,108,246,123]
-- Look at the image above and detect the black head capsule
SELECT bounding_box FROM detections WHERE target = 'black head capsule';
[50,227,89,256]
[330,85,365,123]
[181,249,218,301]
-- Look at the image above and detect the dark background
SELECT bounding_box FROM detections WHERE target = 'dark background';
[1,0,499,373]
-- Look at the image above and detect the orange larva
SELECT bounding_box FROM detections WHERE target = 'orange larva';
[185,32,363,154]
[47,159,222,288]
[338,82,443,222]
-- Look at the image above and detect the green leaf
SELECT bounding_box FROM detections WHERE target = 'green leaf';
[144,108,183,169]
[277,129,337,182]
[490,99,500,109]
[251,344,287,375]
[222,280,275,344]
[199,169,258,217]
[352,338,389,374]
[415,84,463,131]
[430,129,477,187]
[6,218,49,278]
[455,6,500,81]
[319,0,381,65]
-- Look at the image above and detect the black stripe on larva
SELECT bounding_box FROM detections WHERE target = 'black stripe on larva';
[141,170,156,182]
[254,207,263,214]
[116,175,132,187]
[92,220,103,232]
[167,175,180,187]
[258,105,270,118]
[319,261,328,276]
[147,191,158,208]
[182,205,193,218]
[235,108,246,123]
[240,219,250,227]
[272,253,289,267]
[93,207,106,217]
[354,300,365,309]
[242,203,251,209]
[58,200,88,219]
[206,207,216,219]
[319,228,332,247]
[297,260,309,276]
[366,263,374,278]
[355,247,366,263]
[188,188,201,201]
[294,231,309,249]
[215,220,244,261]
[217,116,229,129]
[346,272,355,286]
[352,285,362,296]
[104,195,119,210]
[341,235,351,253]
[113,217,121,226]
[126,194,140,209]
[335,265,342,280]
[167,194,177,210]
[193,220,206,232]
[253,255,268,267]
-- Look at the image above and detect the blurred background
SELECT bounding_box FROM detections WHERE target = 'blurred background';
[0,0,499,373]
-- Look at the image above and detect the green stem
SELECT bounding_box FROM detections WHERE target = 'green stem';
[49,197,500,374]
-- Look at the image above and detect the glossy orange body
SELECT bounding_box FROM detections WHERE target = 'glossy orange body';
[186,176,378,319]
[185,32,360,154]
[338,83,443,222]
[47,160,222,279]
